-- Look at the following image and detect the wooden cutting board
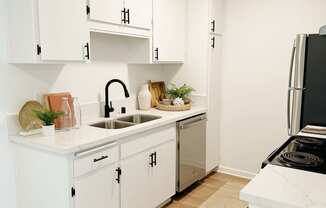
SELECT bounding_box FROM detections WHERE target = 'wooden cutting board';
[148,81,166,107]
[19,101,44,130]
[44,92,75,129]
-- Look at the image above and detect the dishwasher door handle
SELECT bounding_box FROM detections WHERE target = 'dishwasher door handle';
[179,118,207,129]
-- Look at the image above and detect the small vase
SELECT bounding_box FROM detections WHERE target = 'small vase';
[138,84,152,110]
[42,124,55,136]
[173,97,184,106]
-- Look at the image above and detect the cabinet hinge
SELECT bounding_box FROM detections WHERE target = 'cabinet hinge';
[37,44,41,55]
[86,5,90,15]
[71,187,75,197]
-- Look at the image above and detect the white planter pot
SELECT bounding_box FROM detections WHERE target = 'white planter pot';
[42,125,55,136]
[173,97,184,106]
[138,84,152,110]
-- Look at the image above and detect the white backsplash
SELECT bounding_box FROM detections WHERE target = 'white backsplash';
[6,95,206,136]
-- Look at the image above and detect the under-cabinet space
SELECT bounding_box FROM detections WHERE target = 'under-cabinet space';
[90,32,151,63]
[152,0,186,63]
[8,0,90,63]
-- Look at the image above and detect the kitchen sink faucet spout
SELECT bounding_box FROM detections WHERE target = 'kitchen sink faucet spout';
[105,79,130,118]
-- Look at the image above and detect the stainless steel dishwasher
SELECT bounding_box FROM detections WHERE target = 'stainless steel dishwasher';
[176,113,207,192]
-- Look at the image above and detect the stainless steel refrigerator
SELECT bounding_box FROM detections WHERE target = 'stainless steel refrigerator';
[288,34,326,136]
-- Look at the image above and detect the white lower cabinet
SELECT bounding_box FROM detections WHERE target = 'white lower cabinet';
[13,125,176,208]
[150,141,176,207]
[121,140,176,208]
[121,150,152,208]
[74,163,120,208]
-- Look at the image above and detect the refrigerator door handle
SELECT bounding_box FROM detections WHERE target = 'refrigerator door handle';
[287,40,296,136]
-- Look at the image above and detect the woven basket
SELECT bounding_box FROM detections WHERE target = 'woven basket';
[157,103,191,111]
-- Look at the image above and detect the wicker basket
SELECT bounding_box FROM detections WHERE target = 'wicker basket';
[157,103,191,111]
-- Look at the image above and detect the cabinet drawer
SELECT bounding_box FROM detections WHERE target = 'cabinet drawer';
[121,125,176,159]
[74,143,119,177]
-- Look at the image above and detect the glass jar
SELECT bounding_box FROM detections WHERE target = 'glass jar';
[72,97,82,129]
[60,97,72,131]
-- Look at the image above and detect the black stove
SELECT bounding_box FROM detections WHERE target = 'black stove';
[262,136,326,174]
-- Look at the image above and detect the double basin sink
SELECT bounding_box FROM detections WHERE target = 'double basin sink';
[90,114,162,130]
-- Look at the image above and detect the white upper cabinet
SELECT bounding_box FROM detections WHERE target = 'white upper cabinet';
[38,0,90,61]
[210,0,224,34]
[88,0,153,38]
[124,0,152,30]
[8,0,90,63]
[152,0,186,63]
[88,0,124,25]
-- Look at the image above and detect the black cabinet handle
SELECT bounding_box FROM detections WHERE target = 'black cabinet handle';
[84,43,90,60]
[154,48,159,60]
[115,168,122,183]
[93,155,108,163]
[149,153,154,167]
[153,152,157,166]
[126,9,130,24]
[121,8,126,24]
[211,20,216,32]
[211,37,215,48]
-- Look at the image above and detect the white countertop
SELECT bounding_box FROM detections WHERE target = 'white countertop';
[10,107,207,155]
[240,164,326,208]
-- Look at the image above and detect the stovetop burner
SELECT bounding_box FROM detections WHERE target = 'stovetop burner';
[263,136,326,174]
[295,137,324,146]
[278,152,323,168]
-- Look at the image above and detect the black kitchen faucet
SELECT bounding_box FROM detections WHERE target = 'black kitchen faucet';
[105,79,130,118]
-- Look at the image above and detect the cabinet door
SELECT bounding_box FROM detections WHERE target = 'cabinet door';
[206,35,221,172]
[74,164,119,208]
[38,0,89,61]
[125,0,152,30]
[120,151,152,208]
[89,0,124,25]
[151,140,176,206]
[210,0,224,34]
[153,0,185,62]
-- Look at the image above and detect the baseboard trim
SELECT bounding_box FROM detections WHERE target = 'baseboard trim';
[217,165,256,180]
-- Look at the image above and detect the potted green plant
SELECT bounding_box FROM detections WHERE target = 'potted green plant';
[167,84,195,105]
[33,109,63,136]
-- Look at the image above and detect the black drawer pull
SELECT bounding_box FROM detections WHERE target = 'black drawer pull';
[121,8,126,24]
[154,48,159,60]
[153,152,157,166]
[211,20,216,32]
[149,153,154,167]
[116,168,122,183]
[84,43,90,60]
[93,155,108,163]
[211,37,215,48]
[126,9,130,24]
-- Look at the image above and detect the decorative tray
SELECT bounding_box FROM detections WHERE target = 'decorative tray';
[157,103,191,111]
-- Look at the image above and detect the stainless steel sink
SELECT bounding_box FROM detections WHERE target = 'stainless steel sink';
[90,120,135,129]
[90,114,162,130]
[117,114,162,124]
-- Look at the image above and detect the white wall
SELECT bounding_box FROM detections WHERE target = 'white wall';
[0,0,16,207]
[219,0,326,175]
